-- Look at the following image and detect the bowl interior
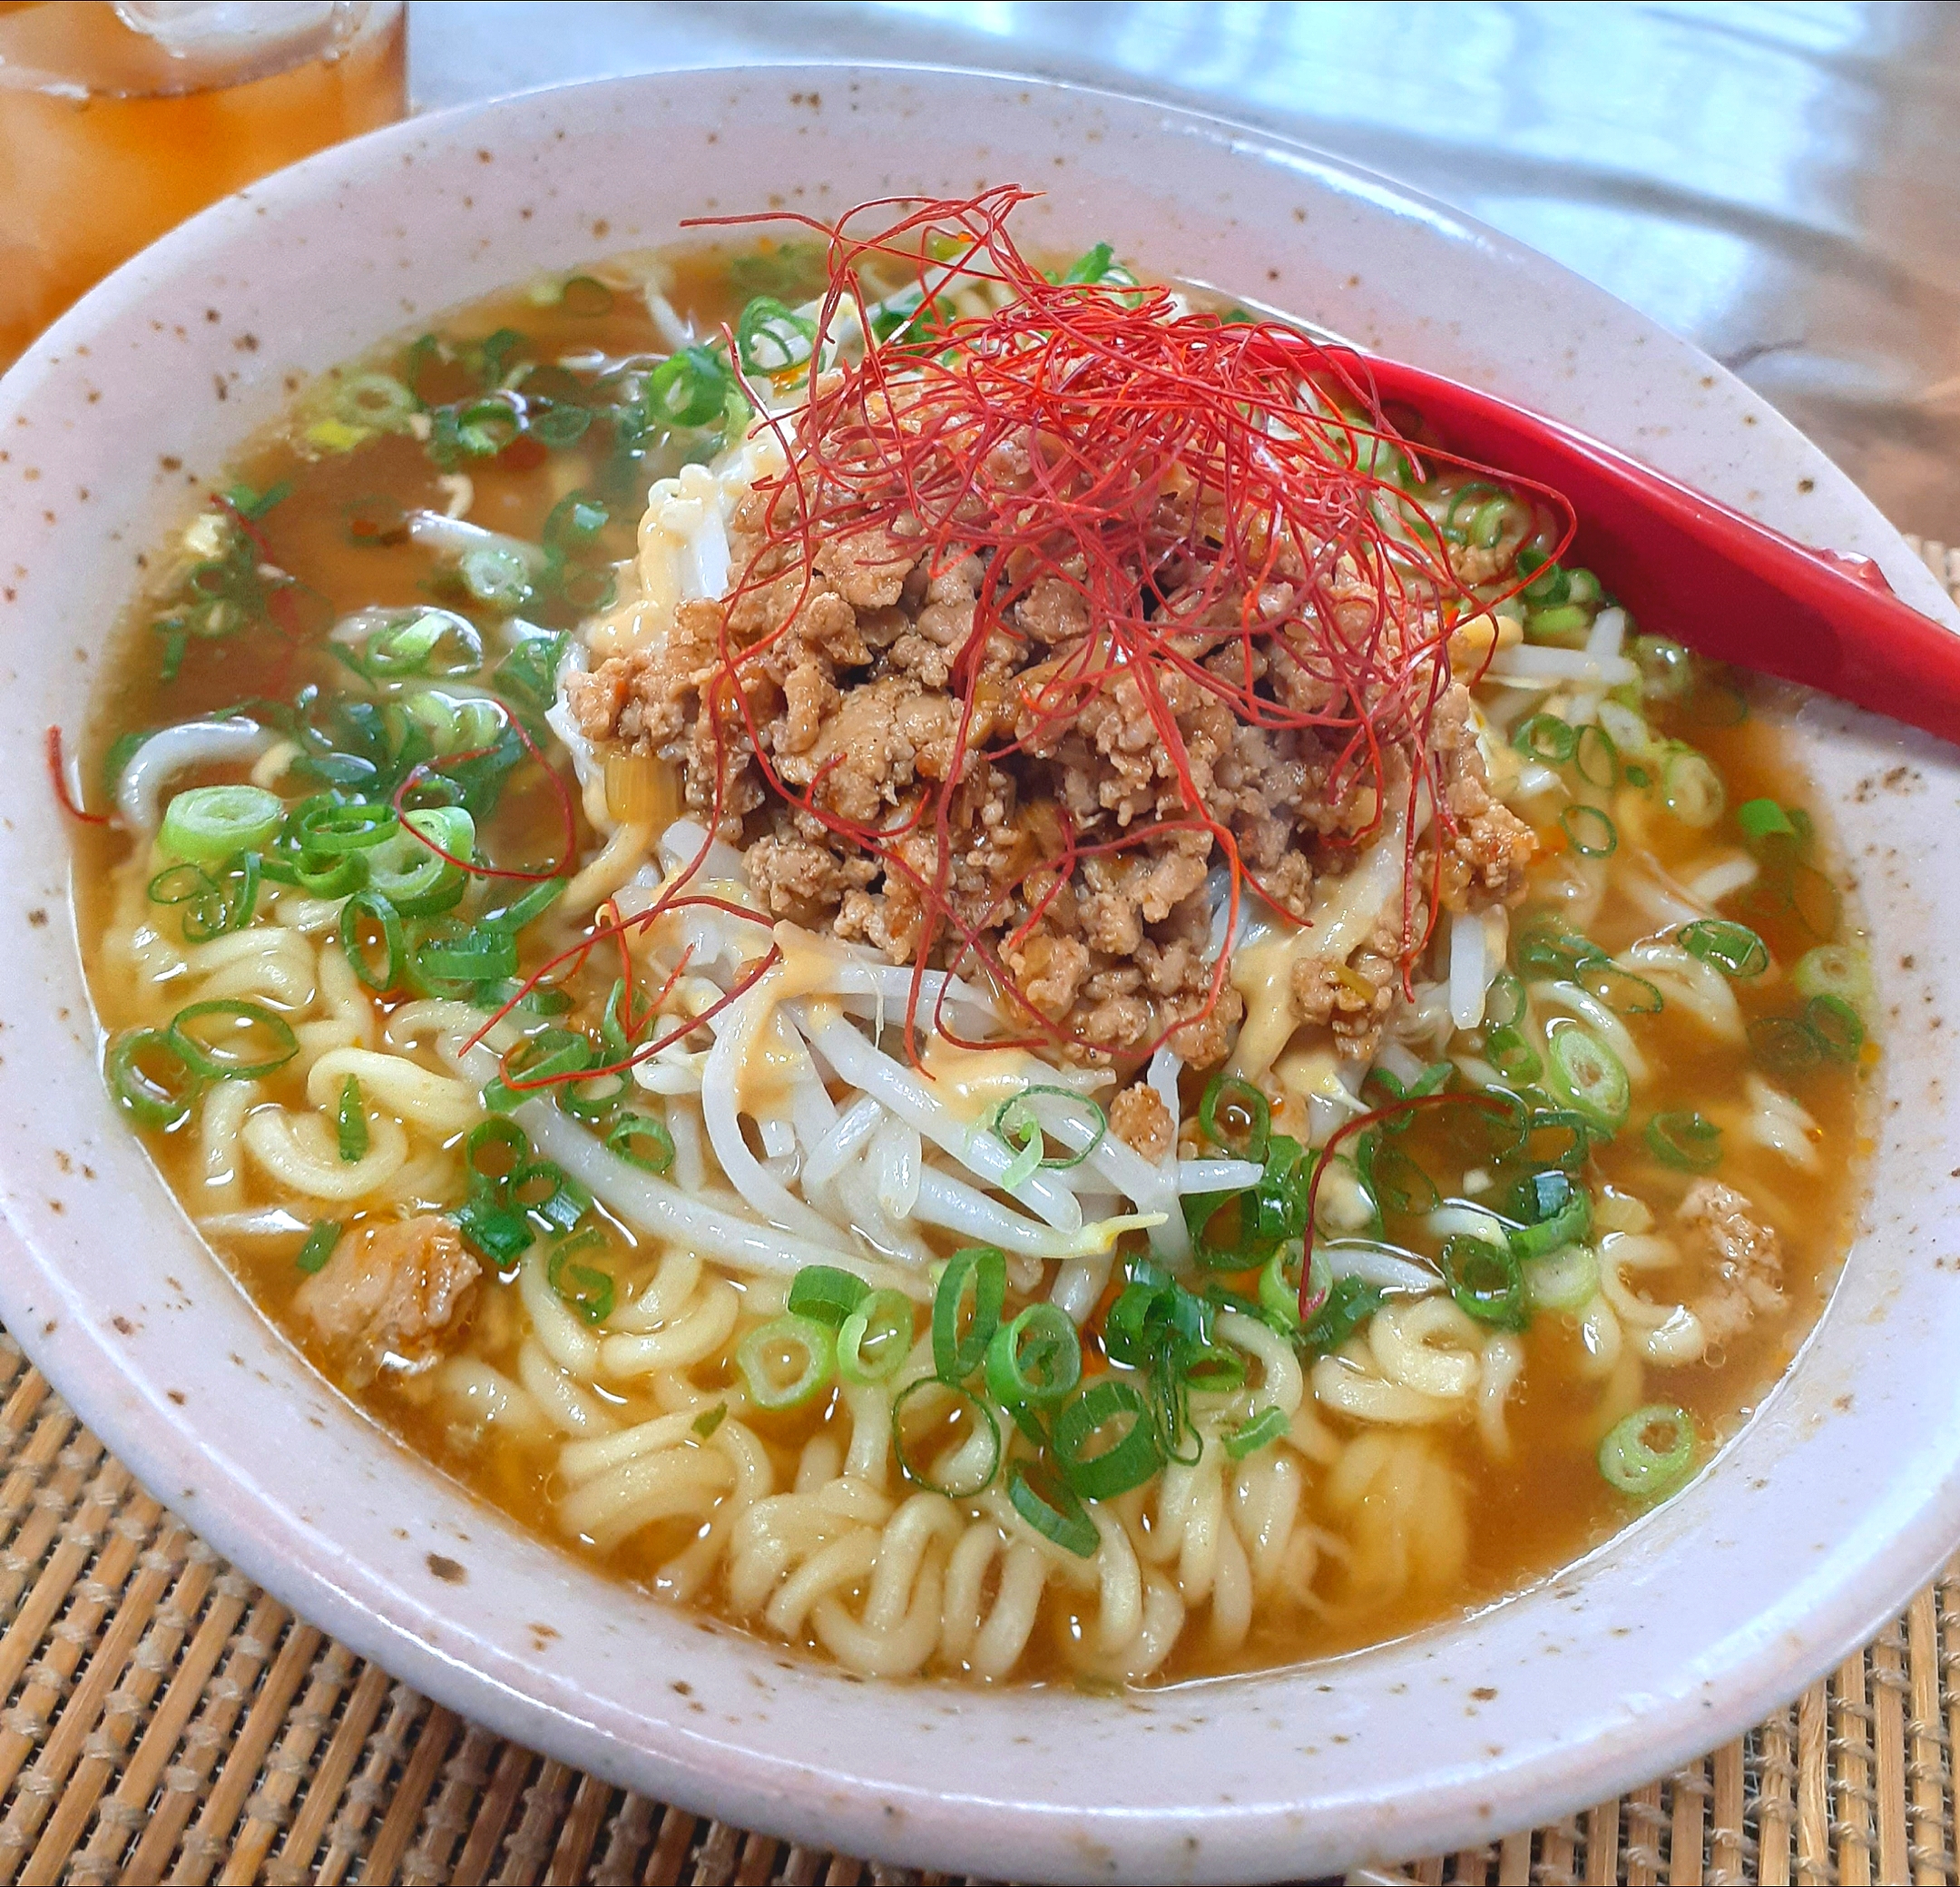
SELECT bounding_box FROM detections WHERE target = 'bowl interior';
[2,66,1957,1884]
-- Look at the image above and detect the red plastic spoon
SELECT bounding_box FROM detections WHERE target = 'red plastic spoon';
[1355,355,1960,747]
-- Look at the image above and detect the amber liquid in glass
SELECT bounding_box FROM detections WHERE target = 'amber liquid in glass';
[0,0,406,369]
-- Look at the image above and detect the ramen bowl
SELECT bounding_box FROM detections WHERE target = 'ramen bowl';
[1,67,1955,1883]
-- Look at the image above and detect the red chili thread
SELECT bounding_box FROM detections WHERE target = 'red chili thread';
[681,187,1573,1066]
[47,727,109,826]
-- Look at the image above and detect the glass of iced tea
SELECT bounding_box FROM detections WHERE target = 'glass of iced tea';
[0,1,407,369]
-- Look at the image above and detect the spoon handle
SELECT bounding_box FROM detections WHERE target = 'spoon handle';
[1359,355,1960,748]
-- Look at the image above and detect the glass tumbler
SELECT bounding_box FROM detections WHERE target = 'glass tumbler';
[0,1,407,369]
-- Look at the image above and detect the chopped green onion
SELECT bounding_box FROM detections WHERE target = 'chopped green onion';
[365,808,473,915]
[1526,603,1593,644]
[605,1111,675,1174]
[105,1028,200,1130]
[560,275,613,316]
[736,295,819,374]
[1198,1073,1271,1164]
[1737,798,1795,843]
[1574,723,1619,790]
[1505,1170,1592,1259]
[295,1221,342,1275]
[546,1229,615,1324]
[160,784,283,864]
[1577,964,1663,1016]
[495,632,569,713]
[1300,1274,1386,1351]
[486,875,566,935]
[1522,1243,1599,1312]
[989,1085,1108,1189]
[1546,1025,1629,1135]
[1052,1377,1162,1499]
[166,1000,299,1081]
[932,1245,1005,1384]
[691,1402,727,1439]
[1560,803,1618,858]
[788,1265,870,1329]
[1443,1233,1530,1331]
[1646,1111,1722,1172]
[459,543,534,613]
[530,404,592,449]
[1516,546,1569,604]
[335,372,417,431]
[1598,1404,1695,1498]
[464,1115,528,1187]
[1793,943,1870,1010]
[456,1197,533,1264]
[414,926,519,988]
[1484,1025,1542,1084]
[1258,1243,1308,1333]
[297,800,399,856]
[1005,1461,1099,1558]
[890,1377,1001,1498]
[647,346,731,428]
[1747,1015,1823,1076]
[1633,635,1694,701]
[1485,970,1524,1028]
[984,1303,1082,1410]
[336,1076,368,1164]
[837,1290,916,1385]
[510,1158,591,1233]
[1225,1406,1289,1460]
[1660,750,1724,827]
[338,891,406,992]
[1513,713,1577,765]
[1677,919,1769,978]
[1805,993,1864,1060]
[1514,921,1607,980]
[736,1312,835,1411]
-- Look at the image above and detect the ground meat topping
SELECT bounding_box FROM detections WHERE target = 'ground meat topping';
[295,1215,480,1381]
[1679,1180,1786,1346]
[1109,1082,1175,1162]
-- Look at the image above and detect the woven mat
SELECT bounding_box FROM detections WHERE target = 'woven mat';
[8,541,1960,1887]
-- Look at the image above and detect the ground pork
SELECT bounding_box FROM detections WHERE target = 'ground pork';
[569,434,1529,1065]
[296,1215,480,1380]
[1109,1082,1174,1162]
[1678,1180,1786,1347]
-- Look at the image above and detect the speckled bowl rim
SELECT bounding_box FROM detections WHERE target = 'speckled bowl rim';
[1,64,1957,1885]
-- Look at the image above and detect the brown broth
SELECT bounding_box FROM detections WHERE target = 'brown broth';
[74,242,1870,1687]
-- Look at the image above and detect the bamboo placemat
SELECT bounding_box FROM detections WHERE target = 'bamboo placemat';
[7,539,1960,1887]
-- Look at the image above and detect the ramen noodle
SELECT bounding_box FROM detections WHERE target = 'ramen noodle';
[70,190,1869,1685]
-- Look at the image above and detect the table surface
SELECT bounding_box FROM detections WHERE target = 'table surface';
[408,0,1960,542]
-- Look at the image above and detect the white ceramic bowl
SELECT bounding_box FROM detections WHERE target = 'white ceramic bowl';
[2,67,1955,1884]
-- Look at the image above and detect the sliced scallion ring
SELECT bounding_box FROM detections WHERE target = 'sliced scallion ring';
[837,1290,916,1385]
[1647,1111,1722,1172]
[890,1376,1001,1498]
[1598,1404,1695,1498]
[605,1111,675,1174]
[1052,1377,1162,1500]
[166,999,299,1081]
[1512,713,1577,765]
[105,1027,201,1129]
[736,1312,836,1411]
[546,1227,615,1324]
[336,1075,368,1164]
[1442,1233,1529,1331]
[1505,1170,1592,1260]
[1198,1073,1271,1164]
[931,1245,1005,1384]
[1522,1243,1599,1313]
[1224,1406,1289,1460]
[338,891,406,992]
[1005,1460,1099,1558]
[1545,1024,1630,1135]
[1560,803,1618,858]
[989,1085,1107,1187]
[1677,919,1769,978]
[788,1264,871,1329]
[160,783,283,864]
[984,1302,1082,1410]
[1792,942,1870,1010]
[1805,993,1864,1060]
